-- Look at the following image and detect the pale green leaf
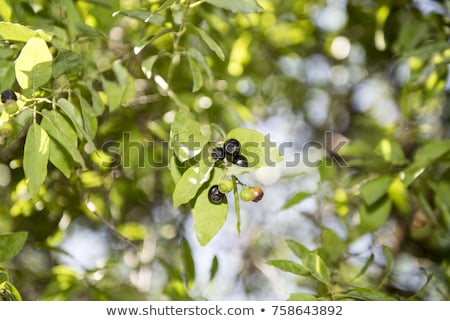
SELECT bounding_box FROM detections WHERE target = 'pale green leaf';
[170,110,209,162]
[141,55,159,79]
[0,21,52,42]
[286,239,310,259]
[302,252,331,285]
[0,281,22,301]
[190,25,225,60]
[413,140,450,167]
[267,260,309,276]
[205,0,262,13]
[226,127,282,168]
[86,80,105,116]
[15,37,53,89]
[0,232,28,262]
[23,123,50,198]
[101,78,122,111]
[172,161,214,208]
[47,139,72,178]
[360,176,393,206]
[117,222,150,241]
[187,52,203,92]
[192,168,228,246]
[288,293,317,301]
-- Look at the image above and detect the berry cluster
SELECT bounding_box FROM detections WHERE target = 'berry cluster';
[208,138,264,205]
[211,138,248,167]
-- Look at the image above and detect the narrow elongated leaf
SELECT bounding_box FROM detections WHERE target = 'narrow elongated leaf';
[86,80,105,116]
[302,253,331,285]
[209,256,219,281]
[15,37,53,89]
[134,28,172,55]
[352,254,374,281]
[344,287,396,301]
[288,293,317,301]
[187,52,203,92]
[142,55,159,79]
[170,110,209,162]
[360,175,393,206]
[286,239,310,259]
[379,245,394,288]
[192,168,228,246]
[40,109,86,169]
[172,161,214,208]
[47,139,72,178]
[0,232,28,262]
[267,260,309,276]
[0,21,52,42]
[283,192,311,209]
[205,0,262,13]
[181,238,195,288]
[75,89,97,140]
[23,124,50,198]
[191,25,225,60]
[188,48,213,83]
[57,98,95,147]
[0,281,22,301]
[413,140,450,167]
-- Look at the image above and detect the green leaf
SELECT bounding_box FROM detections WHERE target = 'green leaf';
[181,238,195,288]
[352,254,374,281]
[187,51,203,92]
[0,232,28,262]
[209,256,219,281]
[112,10,165,25]
[101,78,122,111]
[113,62,136,105]
[359,197,392,232]
[155,0,177,12]
[205,0,262,13]
[15,37,53,89]
[286,239,310,259]
[302,252,331,285]
[187,48,213,83]
[379,245,394,288]
[375,138,408,166]
[320,228,346,264]
[267,260,309,276]
[360,175,393,206]
[172,160,214,208]
[288,293,317,301]
[226,128,282,168]
[190,25,225,61]
[170,110,209,162]
[0,21,52,42]
[141,54,160,79]
[413,140,450,167]
[232,175,241,234]
[283,192,311,210]
[23,124,50,198]
[192,168,228,246]
[134,28,172,55]
[75,89,98,140]
[344,287,396,301]
[86,80,105,116]
[52,50,83,78]
[0,281,22,301]
[57,98,95,147]
[47,139,72,178]
[41,109,86,169]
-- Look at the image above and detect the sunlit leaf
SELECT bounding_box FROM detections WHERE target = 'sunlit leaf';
[0,21,52,42]
[15,37,53,89]
[0,281,22,301]
[205,0,262,13]
[302,253,330,285]
[359,197,392,232]
[172,160,214,208]
[283,192,311,210]
[192,168,228,246]
[286,239,310,259]
[23,124,50,198]
[288,293,317,301]
[267,260,309,276]
[190,25,225,61]
[187,51,203,92]
[0,232,28,262]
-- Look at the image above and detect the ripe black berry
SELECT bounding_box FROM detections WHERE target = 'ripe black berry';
[208,185,225,204]
[224,139,241,156]
[232,154,248,167]
[211,147,225,161]
[1,89,17,104]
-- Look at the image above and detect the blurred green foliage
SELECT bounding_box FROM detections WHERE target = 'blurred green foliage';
[0,0,449,300]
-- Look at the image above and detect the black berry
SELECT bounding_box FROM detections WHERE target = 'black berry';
[224,139,241,156]
[208,185,225,204]
[211,147,225,160]
[1,89,17,104]
[232,154,248,167]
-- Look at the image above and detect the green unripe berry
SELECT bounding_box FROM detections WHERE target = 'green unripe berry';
[4,100,18,114]
[240,188,253,202]
[0,122,13,137]
[218,179,233,193]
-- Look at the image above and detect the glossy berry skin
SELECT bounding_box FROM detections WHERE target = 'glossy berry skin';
[240,188,253,202]
[232,154,248,167]
[224,138,241,156]
[218,179,233,193]
[1,89,17,104]
[211,147,225,161]
[208,185,225,204]
[251,186,264,202]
